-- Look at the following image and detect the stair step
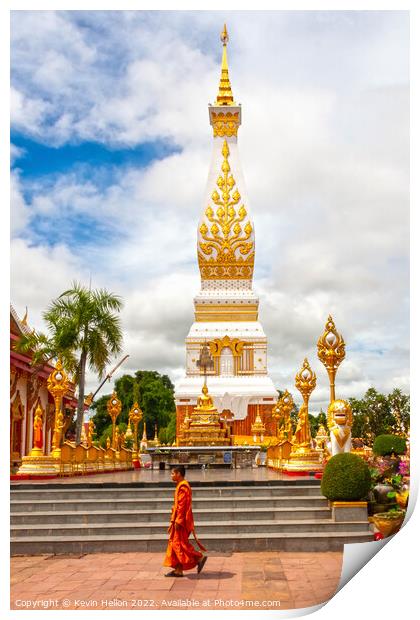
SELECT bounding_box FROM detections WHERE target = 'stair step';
[10,531,374,554]
[10,496,329,513]
[10,485,321,500]
[10,506,332,524]
[11,520,370,537]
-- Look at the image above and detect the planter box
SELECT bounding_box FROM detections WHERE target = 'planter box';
[331,501,368,522]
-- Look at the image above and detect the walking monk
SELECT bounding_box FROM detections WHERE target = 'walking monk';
[164,465,207,577]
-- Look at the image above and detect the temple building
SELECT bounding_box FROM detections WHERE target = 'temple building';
[175,26,278,444]
[10,305,78,472]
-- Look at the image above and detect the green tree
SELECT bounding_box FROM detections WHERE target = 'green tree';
[15,282,123,444]
[349,387,410,445]
[91,370,176,443]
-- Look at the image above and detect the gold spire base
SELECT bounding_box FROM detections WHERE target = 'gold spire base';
[282,447,324,473]
[16,455,62,477]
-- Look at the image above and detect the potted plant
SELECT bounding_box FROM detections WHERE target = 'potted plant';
[321,453,371,522]
[372,507,406,538]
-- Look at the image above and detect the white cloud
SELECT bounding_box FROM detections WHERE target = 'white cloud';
[10,11,409,411]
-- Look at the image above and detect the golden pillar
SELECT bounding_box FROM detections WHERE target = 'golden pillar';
[129,402,143,469]
[283,359,323,473]
[107,392,122,450]
[317,315,346,404]
[48,359,69,459]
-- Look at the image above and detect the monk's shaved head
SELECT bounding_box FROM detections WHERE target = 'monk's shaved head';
[172,465,185,477]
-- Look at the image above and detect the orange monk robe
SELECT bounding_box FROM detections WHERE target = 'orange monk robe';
[164,480,203,570]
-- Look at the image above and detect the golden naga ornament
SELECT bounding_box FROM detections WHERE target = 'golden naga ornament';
[317,315,346,403]
[198,139,254,280]
[47,359,69,458]
[107,391,122,450]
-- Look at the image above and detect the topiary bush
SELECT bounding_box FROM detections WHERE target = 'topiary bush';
[321,453,371,501]
[373,434,407,456]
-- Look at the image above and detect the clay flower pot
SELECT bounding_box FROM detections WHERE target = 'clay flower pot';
[373,483,394,503]
[372,511,405,538]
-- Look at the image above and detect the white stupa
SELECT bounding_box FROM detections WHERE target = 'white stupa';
[175,25,278,442]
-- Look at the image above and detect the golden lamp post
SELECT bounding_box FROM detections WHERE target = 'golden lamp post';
[107,392,122,450]
[47,359,69,459]
[283,358,323,473]
[317,315,346,404]
[129,402,143,469]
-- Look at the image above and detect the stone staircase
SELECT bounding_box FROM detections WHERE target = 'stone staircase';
[10,480,373,555]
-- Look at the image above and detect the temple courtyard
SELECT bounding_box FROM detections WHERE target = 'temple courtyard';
[10,550,342,611]
[11,467,350,610]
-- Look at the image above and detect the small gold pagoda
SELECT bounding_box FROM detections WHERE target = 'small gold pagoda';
[178,384,231,446]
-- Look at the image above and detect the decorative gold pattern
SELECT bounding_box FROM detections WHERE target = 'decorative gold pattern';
[209,335,244,357]
[211,111,240,137]
[317,315,346,403]
[198,140,254,280]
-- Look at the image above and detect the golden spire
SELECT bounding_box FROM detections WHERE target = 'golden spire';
[215,24,235,106]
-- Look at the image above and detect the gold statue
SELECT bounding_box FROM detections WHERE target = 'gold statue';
[30,402,44,456]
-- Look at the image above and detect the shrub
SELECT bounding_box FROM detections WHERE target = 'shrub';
[321,453,371,501]
[373,434,407,456]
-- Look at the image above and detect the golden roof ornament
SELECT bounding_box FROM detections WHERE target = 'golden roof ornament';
[215,24,235,106]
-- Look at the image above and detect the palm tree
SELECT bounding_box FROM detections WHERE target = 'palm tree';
[15,282,124,444]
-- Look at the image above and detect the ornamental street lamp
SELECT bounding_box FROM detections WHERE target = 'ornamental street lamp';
[107,392,122,450]
[317,315,346,404]
[129,402,143,469]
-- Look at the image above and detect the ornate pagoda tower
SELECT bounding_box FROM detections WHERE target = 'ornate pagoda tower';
[175,25,278,444]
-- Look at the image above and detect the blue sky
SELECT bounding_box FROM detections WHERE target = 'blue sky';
[10,10,409,408]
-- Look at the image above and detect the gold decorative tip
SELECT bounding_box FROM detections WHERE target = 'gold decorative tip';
[21,306,29,326]
[221,23,229,45]
[215,24,235,106]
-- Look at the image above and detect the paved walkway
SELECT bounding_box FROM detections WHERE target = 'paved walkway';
[11,468,314,485]
[11,551,342,611]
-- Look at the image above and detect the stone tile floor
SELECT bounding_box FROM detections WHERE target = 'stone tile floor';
[11,550,343,611]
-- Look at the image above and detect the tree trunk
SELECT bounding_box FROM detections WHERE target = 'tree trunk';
[75,351,87,445]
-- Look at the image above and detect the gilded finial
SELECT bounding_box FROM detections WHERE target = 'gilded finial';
[21,306,28,326]
[215,24,235,106]
[221,23,229,45]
